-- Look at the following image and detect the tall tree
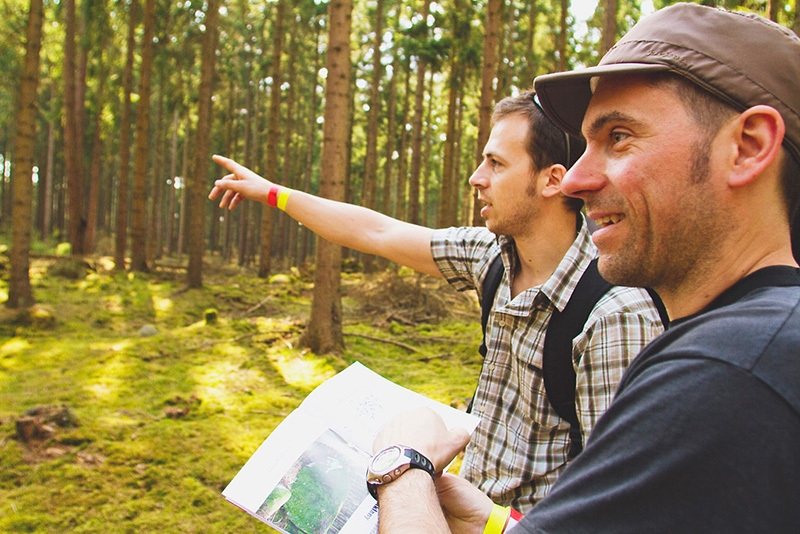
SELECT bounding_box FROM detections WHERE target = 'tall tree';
[407,0,431,224]
[300,0,353,353]
[84,1,108,254]
[557,0,569,71]
[472,0,501,226]
[360,0,384,272]
[601,0,618,55]
[524,2,539,86]
[259,0,286,278]
[63,0,86,255]
[767,0,781,22]
[794,4,799,36]
[439,0,471,228]
[7,0,44,309]
[115,0,137,272]
[130,0,156,272]
[186,0,219,288]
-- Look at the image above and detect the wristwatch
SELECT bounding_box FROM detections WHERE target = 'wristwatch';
[366,445,435,500]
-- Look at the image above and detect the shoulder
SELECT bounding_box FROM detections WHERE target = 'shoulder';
[595,285,663,321]
[624,285,800,412]
[578,285,666,341]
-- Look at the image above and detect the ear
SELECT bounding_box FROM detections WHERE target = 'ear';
[540,164,567,199]
[727,105,785,189]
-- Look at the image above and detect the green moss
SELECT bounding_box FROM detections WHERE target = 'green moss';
[0,261,481,532]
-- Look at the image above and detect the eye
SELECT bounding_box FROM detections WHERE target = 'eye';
[610,130,630,145]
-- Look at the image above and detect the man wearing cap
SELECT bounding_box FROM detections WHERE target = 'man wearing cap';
[211,92,664,511]
[369,3,800,532]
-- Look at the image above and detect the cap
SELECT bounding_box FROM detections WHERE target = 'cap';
[533,3,800,167]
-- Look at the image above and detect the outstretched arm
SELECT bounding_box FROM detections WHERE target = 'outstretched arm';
[209,154,441,277]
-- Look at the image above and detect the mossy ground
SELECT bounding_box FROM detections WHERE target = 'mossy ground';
[0,254,482,533]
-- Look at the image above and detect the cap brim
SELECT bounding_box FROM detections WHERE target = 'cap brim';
[533,63,671,138]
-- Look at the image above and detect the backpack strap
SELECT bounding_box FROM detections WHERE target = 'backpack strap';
[646,288,670,327]
[543,258,611,459]
[479,254,505,358]
[468,254,505,413]
[476,255,669,459]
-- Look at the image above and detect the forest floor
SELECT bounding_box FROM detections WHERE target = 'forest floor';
[0,251,483,533]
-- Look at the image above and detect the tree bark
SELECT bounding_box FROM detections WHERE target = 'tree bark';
[259,0,286,278]
[557,0,569,72]
[186,0,219,288]
[115,0,137,272]
[300,0,353,353]
[407,0,430,225]
[63,0,85,256]
[361,0,384,272]
[7,0,44,309]
[472,0,501,226]
[130,0,156,272]
[601,0,618,56]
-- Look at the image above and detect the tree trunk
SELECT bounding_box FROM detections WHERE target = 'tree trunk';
[766,0,781,22]
[166,108,179,255]
[39,119,55,240]
[63,0,85,256]
[601,0,618,56]
[407,0,430,225]
[557,0,568,71]
[7,0,44,309]
[186,0,219,288]
[297,22,323,267]
[525,2,539,86]
[84,43,105,255]
[259,0,286,278]
[148,80,166,263]
[300,0,353,354]
[473,0,501,226]
[439,51,462,228]
[361,0,384,272]
[115,0,137,272]
[395,64,411,221]
[130,0,156,272]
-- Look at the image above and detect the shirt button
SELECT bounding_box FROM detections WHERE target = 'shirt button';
[497,319,505,327]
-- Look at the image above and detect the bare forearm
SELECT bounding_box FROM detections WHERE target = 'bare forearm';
[283,190,439,276]
[377,470,450,534]
[210,155,440,276]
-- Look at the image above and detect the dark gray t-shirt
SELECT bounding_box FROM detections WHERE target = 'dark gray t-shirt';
[514,266,800,533]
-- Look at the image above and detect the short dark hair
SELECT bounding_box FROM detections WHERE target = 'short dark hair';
[492,91,586,213]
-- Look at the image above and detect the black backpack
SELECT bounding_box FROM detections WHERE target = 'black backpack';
[477,254,668,458]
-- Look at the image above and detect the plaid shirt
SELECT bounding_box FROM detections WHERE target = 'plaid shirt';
[431,218,665,512]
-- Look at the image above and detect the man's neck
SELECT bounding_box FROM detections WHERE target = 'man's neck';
[509,213,579,298]
[660,246,797,320]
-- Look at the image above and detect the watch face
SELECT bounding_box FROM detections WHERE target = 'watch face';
[371,445,403,474]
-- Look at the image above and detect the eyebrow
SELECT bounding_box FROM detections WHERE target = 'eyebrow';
[584,110,645,139]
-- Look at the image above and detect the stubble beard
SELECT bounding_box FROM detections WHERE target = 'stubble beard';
[598,139,718,292]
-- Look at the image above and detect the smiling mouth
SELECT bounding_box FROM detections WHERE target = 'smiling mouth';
[594,214,624,229]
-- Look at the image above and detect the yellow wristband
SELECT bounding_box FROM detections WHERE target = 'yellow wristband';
[276,187,292,211]
[483,503,511,534]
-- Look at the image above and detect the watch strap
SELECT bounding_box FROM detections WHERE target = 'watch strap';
[367,446,435,500]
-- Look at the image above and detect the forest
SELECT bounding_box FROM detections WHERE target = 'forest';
[0,0,798,531]
[2,0,794,296]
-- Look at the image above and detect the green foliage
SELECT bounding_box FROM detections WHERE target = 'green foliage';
[0,259,481,532]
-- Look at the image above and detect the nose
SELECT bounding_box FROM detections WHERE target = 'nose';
[561,150,603,200]
[469,160,489,188]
